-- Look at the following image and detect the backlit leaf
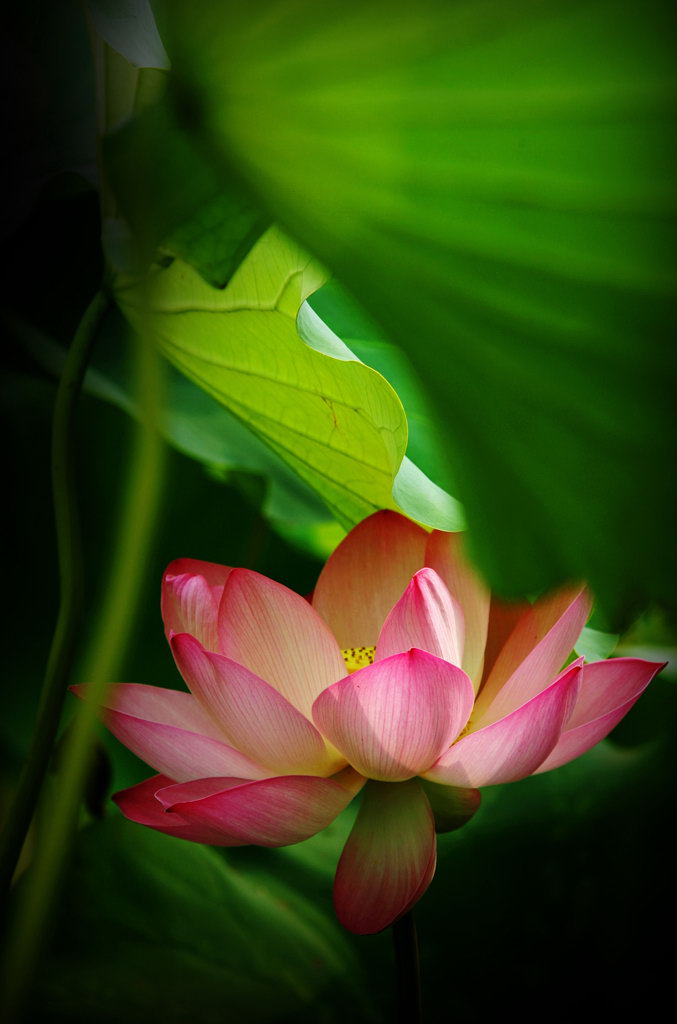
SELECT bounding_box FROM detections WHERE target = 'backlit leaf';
[115,226,463,531]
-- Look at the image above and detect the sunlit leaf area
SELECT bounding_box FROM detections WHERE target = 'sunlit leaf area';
[2,1,675,1021]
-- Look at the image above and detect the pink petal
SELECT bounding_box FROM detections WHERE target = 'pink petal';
[163,774,358,846]
[566,657,664,729]
[73,681,222,735]
[157,767,365,805]
[425,530,490,685]
[155,777,245,805]
[376,568,464,668]
[171,633,346,776]
[312,510,427,647]
[72,683,267,782]
[113,774,250,844]
[218,568,346,718]
[425,662,581,787]
[535,657,664,773]
[333,779,436,934]
[473,585,592,726]
[161,558,233,651]
[312,649,475,781]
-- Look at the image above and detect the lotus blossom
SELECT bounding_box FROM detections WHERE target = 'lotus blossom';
[74,511,663,934]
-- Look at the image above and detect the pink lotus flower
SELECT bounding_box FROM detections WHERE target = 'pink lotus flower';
[74,511,663,934]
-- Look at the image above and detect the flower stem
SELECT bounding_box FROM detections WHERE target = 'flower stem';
[392,910,423,1023]
[0,287,109,904]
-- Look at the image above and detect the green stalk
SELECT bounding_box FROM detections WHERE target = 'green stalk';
[392,910,423,1024]
[0,315,166,1023]
[0,288,109,904]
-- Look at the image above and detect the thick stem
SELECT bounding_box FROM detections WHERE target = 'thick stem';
[392,910,423,1024]
[0,288,109,904]
[0,317,166,1023]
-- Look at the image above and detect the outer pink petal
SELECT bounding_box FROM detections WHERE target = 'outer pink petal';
[534,658,664,773]
[376,568,464,668]
[161,558,233,651]
[73,681,225,735]
[333,780,436,934]
[566,657,664,729]
[113,774,249,844]
[312,649,475,781]
[217,569,346,718]
[72,683,267,782]
[171,633,346,776]
[425,530,490,686]
[163,774,358,846]
[312,510,428,647]
[155,777,245,805]
[473,585,592,725]
[425,662,581,787]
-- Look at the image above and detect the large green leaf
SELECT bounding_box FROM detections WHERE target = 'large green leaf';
[115,226,463,531]
[158,0,677,619]
[34,816,371,1023]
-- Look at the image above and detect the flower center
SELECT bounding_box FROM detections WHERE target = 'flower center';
[341,646,376,674]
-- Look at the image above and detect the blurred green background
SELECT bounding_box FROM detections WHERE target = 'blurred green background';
[2,2,676,1021]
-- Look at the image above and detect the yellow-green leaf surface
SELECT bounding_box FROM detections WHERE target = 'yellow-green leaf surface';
[159,0,677,619]
[115,226,461,529]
